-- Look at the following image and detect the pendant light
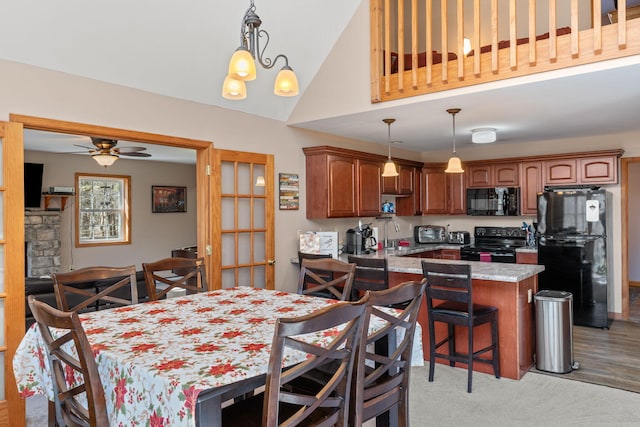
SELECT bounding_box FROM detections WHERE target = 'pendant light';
[381,118,399,177]
[445,108,464,173]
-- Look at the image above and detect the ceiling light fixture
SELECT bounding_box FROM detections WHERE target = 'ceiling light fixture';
[222,0,299,100]
[445,108,464,174]
[255,175,265,187]
[463,38,472,55]
[381,118,399,177]
[472,128,497,144]
[92,152,119,168]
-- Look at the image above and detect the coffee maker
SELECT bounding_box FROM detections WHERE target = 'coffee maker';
[346,224,376,254]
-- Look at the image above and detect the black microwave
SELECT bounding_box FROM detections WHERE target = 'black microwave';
[466,187,520,216]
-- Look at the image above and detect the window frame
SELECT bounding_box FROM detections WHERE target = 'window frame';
[75,172,132,247]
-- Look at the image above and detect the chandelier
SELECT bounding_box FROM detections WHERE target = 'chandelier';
[222,1,299,100]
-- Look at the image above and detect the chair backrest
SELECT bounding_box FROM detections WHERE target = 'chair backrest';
[53,265,138,313]
[28,295,109,427]
[351,280,426,426]
[263,297,368,427]
[347,255,388,299]
[297,258,356,301]
[142,256,208,301]
[297,251,332,265]
[421,261,473,315]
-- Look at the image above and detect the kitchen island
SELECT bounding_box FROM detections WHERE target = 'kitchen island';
[347,250,544,380]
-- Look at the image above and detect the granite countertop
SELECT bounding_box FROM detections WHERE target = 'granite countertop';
[341,248,544,283]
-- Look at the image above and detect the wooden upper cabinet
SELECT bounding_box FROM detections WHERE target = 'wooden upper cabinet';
[466,163,518,187]
[382,163,414,194]
[423,167,465,215]
[544,159,578,186]
[396,167,422,216]
[357,159,383,217]
[326,154,357,217]
[466,165,492,187]
[520,161,543,216]
[579,156,618,184]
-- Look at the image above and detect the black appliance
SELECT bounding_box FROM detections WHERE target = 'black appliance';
[467,187,520,216]
[345,225,375,255]
[537,187,610,328]
[24,162,44,209]
[460,226,527,263]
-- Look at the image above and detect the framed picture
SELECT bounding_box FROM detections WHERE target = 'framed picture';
[279,173,299,210]
[152,185,187,213]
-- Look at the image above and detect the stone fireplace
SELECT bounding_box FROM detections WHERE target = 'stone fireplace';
[25,211,61,277]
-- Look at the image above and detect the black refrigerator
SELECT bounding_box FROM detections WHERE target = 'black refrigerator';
[537,187,610,328]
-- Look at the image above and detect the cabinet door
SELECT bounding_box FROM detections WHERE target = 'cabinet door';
[494,164,519,186]
[579,156,618,184]
[440,249,461,260]
[466,165,492,187]
[357,159,383,216]
[447,172,466,215]
[395,167,421,216]
[398,166,414,193]
[520,161,543,216]
[422,168,447,214]
[382,171,398,194]
[516,252,538,265]
[328,155,357,217]
[544,159,577,186]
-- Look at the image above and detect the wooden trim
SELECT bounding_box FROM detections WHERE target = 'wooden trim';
[302,145,424,168]
[2,121,26,427]
[620,156,640,320]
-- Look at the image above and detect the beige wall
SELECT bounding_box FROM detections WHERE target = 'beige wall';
[24,150,197,272]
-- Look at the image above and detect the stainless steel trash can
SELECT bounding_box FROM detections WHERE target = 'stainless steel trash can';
[534,290,573,373]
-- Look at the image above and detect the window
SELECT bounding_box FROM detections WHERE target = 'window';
[75,173,131,247]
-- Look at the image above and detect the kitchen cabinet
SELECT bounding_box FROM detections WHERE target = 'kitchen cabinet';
[422,167,465,215]
[516,251,538,265]
[544,159,578,186]
[440,248,461,260]
[395,167,422,216]
[357,159,383,217]
[579,156,618,184]
[520,161,543,216]
[382,163,414,195]
[466,163,518,187]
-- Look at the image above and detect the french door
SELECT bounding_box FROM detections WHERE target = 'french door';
[212,150,275,289]
[1,121,25,426]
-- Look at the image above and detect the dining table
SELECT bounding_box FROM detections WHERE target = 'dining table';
[13,287,423,427]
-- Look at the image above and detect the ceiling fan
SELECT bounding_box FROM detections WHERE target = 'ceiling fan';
[74,137,151,167]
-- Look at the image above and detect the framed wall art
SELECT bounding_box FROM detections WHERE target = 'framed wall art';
[152,185,187,213]
[279,173,299,210]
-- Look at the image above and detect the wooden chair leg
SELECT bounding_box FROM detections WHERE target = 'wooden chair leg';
[467,325,473,393]
[447,323,456,367]
[492,315,501,379]
[48,399,56,427]
[428,320,437,382]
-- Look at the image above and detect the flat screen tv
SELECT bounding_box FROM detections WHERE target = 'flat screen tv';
[24,162,44,209]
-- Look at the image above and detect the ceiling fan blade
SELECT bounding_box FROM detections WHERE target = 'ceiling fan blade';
[119,152,152,158]
[116,146,147,153]
[73,144,94,150]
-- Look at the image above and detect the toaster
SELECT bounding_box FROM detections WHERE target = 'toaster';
[447,231,471,245]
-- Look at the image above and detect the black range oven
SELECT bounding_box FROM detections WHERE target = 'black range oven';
[460,226,527,264]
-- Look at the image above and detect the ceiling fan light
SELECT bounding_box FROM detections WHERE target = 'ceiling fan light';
[274,66,299,96]
[222,75,247,100]
[445,155,464,173]
[228,47,256,81]
[382,159,399,177]
[472,128,497,144]
[93,153,118,167]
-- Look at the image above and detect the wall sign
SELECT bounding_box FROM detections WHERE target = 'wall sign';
[279,173,299,210]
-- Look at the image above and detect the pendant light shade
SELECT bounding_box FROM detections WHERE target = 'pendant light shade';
[381,118,399,177]
[228,47,257,81]
[222,75,247,100]
[274,65,299,96]
[93,153,119,167]
[445,108,464,174]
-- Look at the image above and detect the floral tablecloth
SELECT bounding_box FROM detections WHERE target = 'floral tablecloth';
[14,287,422,427]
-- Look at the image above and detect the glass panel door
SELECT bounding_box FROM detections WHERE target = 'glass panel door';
[213,150,274,289]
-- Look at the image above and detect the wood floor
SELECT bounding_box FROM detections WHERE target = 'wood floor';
[534,286,640,393]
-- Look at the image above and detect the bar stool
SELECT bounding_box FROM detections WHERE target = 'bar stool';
[421,261,500,393]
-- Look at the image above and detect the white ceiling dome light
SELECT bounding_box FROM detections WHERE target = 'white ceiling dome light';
[471,128,497,144]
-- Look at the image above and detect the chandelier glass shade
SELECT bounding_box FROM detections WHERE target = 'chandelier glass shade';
[445,108,464,174]
[222,1,299,99]
[381,118,399,177]
[93,153,118,167]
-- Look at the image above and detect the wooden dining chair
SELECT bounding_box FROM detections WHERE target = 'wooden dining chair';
[142,256,208,301]
[53,265,138,313]
[421,261,500,393]
[347,255,388,300]
[350,280,426,427]
[297,258,356,301]
[222,297,368,427]
[28,295,109,427]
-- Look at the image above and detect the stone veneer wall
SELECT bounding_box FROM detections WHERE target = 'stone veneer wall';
[25,211,61,277]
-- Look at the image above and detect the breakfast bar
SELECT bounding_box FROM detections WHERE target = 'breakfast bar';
[348,251,545,380]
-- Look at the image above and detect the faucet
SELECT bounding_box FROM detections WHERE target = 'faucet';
[379,217,400,248]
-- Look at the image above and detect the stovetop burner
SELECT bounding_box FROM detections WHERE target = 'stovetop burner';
[460,226,528,263]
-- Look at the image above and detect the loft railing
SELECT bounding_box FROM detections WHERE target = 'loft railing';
[370,0,640,103]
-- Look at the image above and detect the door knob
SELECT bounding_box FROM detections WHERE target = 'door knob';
[267,259,276,265]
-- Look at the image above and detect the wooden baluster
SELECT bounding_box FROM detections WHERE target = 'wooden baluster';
[397,0,405,91]
[570,0,579,57]
[491,0,498,72]
[549,0,557,61]
[441,0,448,82]
[593,0,602,53]
[457,0,464,79]
[426,0,433,85]
[411,0,418,88]
[510,0,517,69]
[528,0,536,65]
[384,0,391,95]
[473,0,481,76]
